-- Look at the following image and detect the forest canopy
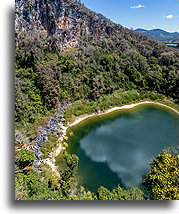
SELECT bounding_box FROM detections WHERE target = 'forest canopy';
[15,0,179,200]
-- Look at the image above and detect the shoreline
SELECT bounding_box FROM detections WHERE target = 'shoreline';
[68,101,179,128]
[45,101,179,174]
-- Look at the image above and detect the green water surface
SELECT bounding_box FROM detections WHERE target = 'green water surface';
[66,104,179,193]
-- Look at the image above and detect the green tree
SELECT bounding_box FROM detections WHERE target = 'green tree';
[15,150,35,169]
[97,186,113,200]
[143,153,179,200]
[97,185,144,200]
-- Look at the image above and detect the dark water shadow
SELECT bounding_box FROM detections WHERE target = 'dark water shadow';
[7,5,176,211]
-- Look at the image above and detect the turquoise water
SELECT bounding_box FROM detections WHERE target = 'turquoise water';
[66,104,179,192]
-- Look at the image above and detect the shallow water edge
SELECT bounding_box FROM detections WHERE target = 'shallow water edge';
[49,101,179,178]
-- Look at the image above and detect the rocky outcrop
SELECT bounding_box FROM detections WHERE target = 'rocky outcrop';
[32,104,71,171]
[15,0,121,51]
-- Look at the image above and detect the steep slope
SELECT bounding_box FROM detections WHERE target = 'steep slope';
[15,0,179,126]
[15,0,179,201]
[15,0,177,52]
[15,0,122,51]
[135,28,179,42]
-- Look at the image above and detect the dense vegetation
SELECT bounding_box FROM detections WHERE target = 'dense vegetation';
[143,152,179,200]
[15,44,179,130]
[15,135,179,200]
[63,89,178,125]
[15,0,179,200]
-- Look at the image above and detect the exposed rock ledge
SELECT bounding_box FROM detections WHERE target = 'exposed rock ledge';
[32,104,71,175]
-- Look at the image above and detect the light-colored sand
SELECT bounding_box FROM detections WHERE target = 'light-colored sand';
[46,101,178,174]
[68,101,179,128]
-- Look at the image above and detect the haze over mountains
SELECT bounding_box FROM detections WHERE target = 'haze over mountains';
[135,28,179,43]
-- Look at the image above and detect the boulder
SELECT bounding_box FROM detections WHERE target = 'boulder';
[36,150,43,159]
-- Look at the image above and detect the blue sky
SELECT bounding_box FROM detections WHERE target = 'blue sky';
[80,0,178,32]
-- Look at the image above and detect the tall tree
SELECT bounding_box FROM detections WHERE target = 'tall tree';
[143,153,179,200]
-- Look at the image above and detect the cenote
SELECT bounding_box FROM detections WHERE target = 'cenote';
[65,104,179,193]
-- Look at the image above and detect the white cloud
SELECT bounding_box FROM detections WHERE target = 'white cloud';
[152,25,157,28]
[80,119,151,188]
[130,4,146,9]
[164,14,174,19]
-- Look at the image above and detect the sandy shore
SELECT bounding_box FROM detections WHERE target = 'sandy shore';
[46,101,178,174]
[68,101,179,128]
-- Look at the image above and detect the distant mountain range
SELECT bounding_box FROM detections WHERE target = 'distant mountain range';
[135,28,179,43]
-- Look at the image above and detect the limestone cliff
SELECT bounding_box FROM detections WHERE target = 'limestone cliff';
[15,0,122,51]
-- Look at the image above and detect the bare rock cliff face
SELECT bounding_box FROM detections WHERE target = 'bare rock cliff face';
[15,0,121,51]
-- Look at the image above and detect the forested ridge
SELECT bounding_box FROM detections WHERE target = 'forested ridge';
[135,28,179,43]
[15,0,179,200]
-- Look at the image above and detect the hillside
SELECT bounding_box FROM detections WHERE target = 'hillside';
[15,0,179,200]
[15,0,122,51]
[15,0,179,125]
[15,0,179,51]
[135,28,179,43]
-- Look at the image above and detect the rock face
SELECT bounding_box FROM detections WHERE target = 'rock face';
[15,0,121,51]
[32,104,71,169]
